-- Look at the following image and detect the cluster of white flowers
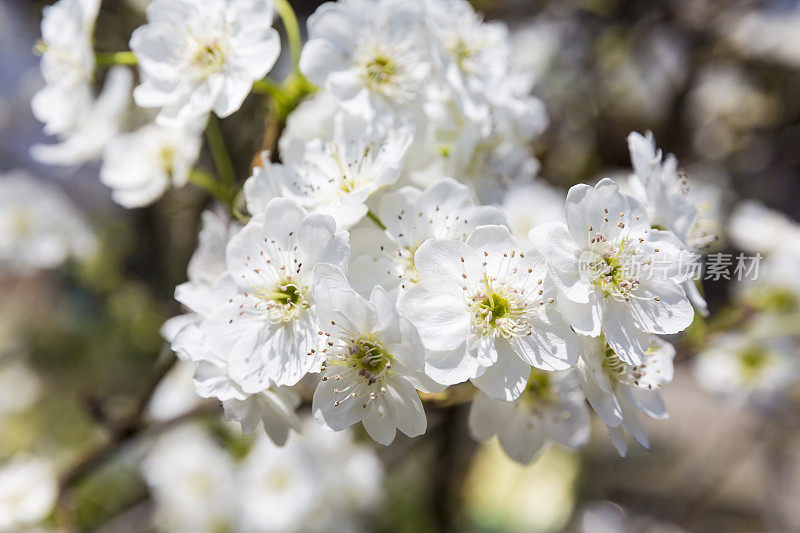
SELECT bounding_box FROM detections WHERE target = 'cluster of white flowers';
[29,0,749,465]
[691,201,800,408]
[141,421,382,532]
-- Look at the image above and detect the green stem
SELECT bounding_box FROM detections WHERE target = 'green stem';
[253,78,286,101]
[274,0,303,69]
[367,210,386,230]
[95,51,137,66]
[188,168,234,208]
[205,115,236,188]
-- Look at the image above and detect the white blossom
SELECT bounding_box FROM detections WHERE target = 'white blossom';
[31,0,99,136]
[348,177,505,297]
[468,369,590,464]
[100,121,202,208]
[142,425,237,532]
[729,200,800,258]
[577,335,675,456]
[424,0,510,104]
[0,457,57,531]
[236,431,319,532]
[399,225,580,399]
[188,198,349,395]
[0,171,95,273]
[247,114,412,229]
[626,131,711,315]
[312,264,438,445]
[693,324,799,408]
[626,131,698,242]
[31,67,132,166]
[300,0,430,122]
[130,0,280,125]
[405,85,545,203]
[165,209,304,443]
[529,178,695,365]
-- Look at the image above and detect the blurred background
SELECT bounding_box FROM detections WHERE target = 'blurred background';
[1,0,799,531]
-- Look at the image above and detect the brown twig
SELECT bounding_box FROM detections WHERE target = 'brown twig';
[54,346,218,532]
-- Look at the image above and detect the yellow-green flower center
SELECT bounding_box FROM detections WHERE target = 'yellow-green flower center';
[739,347,768,381]
[365,55,396,86]
[346,338,393,385]
[253,280,309,323]
[477,292,510,326]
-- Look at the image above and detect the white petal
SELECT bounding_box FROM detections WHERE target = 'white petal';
[510,310,580,370]
[398,282,469,351]
[312,375,364,431]
[414,239,482,284]
[471,340,530,401]
[386,378,427,439]
[629,280,694,335]
[467,392,514,441]
[498,412,548,464]
[602,301,650,366]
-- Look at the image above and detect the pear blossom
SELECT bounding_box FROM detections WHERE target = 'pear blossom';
[31,0,99,136]
[406,86,545,203]
[729,200,800,258]
[165,209,305,443]
[693,326,799,407]
[399,225,580,399]
[0,171,95,273]
[130,0,281,125]
[468,369,590,464]
[31,67,132,166]
[577,335,675,456]
[348,177,506,297]
[312,264,438,444]
[142,425,237,532]
[300,0,430,122]
[236,431,319,532]
[100,121,202,208]
[626,131,711,315]
[0,457,57,531]
[627,131,698,242]
[529,178,695,365]
[195,198,349,394]
[237,421,384,532]
[424,0,509,103]
[248,114,412,229]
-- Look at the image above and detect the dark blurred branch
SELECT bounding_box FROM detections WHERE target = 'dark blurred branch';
[430,403,476,533]
[55,348,219,532]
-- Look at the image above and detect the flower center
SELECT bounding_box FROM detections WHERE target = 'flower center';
[345,338,393,386]
[392,246,420,288]
[469,278,531,338]
[739,347,768,381]
[364,55,396,87]
[586,241,641,301]
[189,39,228,78]
[10,209,34,237]
[478,292,510,325]
[253,280,309,323]
[521,370,556,407]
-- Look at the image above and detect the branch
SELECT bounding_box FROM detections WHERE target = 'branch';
[55,346,219,531]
